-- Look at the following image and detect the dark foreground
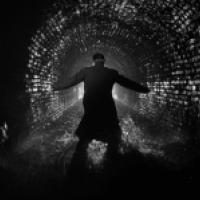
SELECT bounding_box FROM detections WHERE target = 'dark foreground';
[0,101,200,198]
[1,148,200,199]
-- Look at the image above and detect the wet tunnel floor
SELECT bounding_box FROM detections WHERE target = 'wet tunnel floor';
[1,101,200,197]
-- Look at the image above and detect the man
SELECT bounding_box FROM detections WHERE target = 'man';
[53,53,150,173]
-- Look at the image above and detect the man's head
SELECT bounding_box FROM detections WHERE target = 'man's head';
[93,53,105,66]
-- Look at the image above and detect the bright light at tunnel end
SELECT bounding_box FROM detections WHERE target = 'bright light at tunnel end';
[112,84,119,100]
[78,83,84,99]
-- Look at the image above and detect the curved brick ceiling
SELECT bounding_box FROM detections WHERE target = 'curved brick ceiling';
[26,0,200,132]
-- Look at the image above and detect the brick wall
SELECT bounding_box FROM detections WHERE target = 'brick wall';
[26,0,200,135]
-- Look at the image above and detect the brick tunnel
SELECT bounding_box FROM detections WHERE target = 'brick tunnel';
[26,0,200,136]
[1,0,200,198]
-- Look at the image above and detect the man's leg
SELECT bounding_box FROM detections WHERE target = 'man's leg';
[105,125,122,168]
[64,117,91,186]
[70,138,90,171]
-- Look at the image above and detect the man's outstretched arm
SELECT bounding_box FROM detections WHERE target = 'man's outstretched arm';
[116,73,150,93]
[53,69,85,91]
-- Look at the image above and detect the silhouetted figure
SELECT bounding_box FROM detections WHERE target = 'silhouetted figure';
[53,53,150,191]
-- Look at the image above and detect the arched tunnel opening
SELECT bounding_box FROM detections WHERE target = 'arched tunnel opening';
[1,0,200,197]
